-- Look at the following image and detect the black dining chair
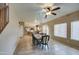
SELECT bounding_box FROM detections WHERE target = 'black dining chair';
[32,33,37,46]
[32,33,42,46]
[41,35,50,49]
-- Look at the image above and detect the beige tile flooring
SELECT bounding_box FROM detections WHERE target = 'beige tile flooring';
[14,34,79,55]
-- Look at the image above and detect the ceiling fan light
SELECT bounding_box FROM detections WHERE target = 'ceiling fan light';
[46,12,51,15]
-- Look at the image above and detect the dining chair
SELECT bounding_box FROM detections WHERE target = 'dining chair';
[32,33,41,46]
[32,33,37,46]
[41,35,50,49]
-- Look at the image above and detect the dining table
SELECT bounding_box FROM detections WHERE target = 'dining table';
[32,32,47,46]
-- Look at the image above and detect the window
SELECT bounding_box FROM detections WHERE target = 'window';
[42,25,49,35]
[54,23,67,38]
[71,21,79,41]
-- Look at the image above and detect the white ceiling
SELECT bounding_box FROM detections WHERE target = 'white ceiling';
[11,3,79,25]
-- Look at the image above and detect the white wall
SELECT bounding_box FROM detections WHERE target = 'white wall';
[0,4,23,55]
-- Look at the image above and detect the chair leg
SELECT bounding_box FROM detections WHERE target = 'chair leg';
[47,45,49,49]
[42,45,43,49]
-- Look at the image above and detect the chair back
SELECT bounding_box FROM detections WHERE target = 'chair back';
[41,35,50,44]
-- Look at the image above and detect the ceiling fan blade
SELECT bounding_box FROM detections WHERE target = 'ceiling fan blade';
[47,7,50,11]
[44,7,50,12]
[52,7,60,11]
[51,13,56,15]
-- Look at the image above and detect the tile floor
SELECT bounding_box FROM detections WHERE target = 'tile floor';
[14,35,79,55]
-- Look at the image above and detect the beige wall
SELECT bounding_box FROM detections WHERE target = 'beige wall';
[42,11,79,50]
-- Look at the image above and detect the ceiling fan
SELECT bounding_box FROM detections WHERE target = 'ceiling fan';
[41,3,61,18]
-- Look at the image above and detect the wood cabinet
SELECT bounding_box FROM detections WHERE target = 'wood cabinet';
[0,3,9,33]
